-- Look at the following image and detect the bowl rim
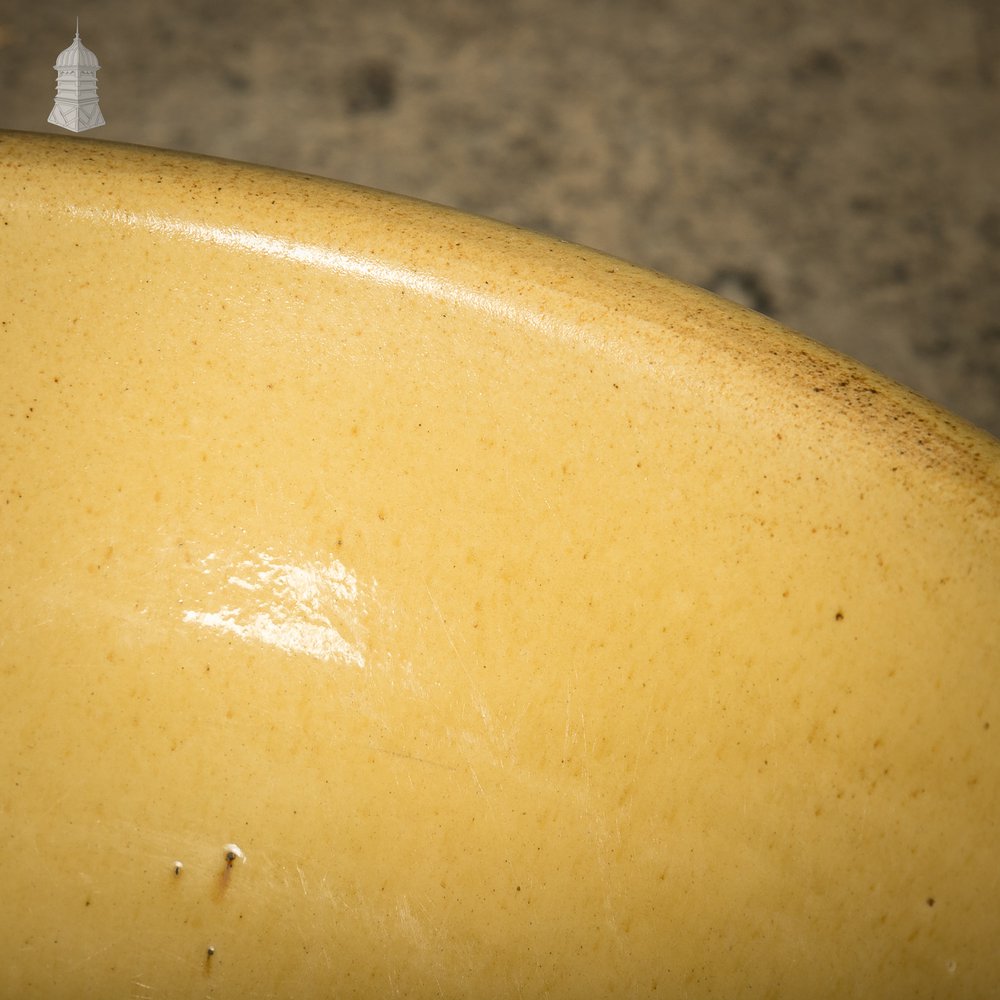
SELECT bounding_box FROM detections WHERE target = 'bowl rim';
[2,127,998,508]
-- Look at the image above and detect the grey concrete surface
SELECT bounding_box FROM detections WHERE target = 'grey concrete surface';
[2,0,998,436]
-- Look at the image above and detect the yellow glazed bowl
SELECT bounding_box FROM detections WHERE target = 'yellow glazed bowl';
[1,130,998,998]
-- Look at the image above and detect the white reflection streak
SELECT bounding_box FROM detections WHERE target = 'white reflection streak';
[183,607,363,666]
[62,204,582,345]
[182,551,367,668]
[58,205,641,360]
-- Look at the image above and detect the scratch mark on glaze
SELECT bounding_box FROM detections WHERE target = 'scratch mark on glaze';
[369,744,460,771]
[467,762,488,797]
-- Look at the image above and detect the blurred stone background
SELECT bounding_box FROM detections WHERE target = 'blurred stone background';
[2,0,998,435]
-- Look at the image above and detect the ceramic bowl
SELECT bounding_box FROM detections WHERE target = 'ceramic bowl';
[1,131,997,998]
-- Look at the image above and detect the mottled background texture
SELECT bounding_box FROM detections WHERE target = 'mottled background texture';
[3,0,998,435]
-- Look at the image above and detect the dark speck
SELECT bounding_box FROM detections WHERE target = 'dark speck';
[343,58,396,114]
[889,261,911,284]
[791,48,846,82]
[223,69,250,92]
[849,194,881,214]
[835,611,844,621]
[977,211,1000,250]
[705,269,774,315]
[926,898,935,907]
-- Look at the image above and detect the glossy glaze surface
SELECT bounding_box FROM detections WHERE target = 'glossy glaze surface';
[1,131,998,998]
